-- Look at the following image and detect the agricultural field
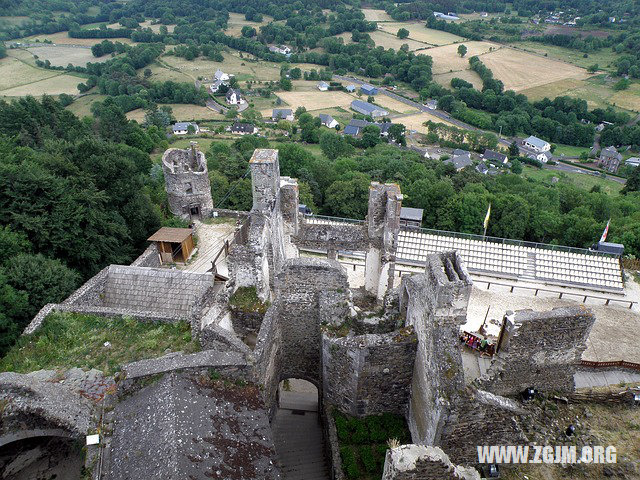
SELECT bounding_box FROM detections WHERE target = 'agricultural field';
[0,53,81,97]
[107,20,176,33]
[126,104,223,122]
[66,94,108,118]
[0,15,30,26]
[512,41,621,72]
[267,89,355,114]
[480,46,589,92]
[376,22,464,46]
[395,111,457,131]
[224,12,273,37]
[26,45,108,67]
[427,41,499,74]
[432,69,483,89]
[521,165,623,195]
[366,31,428,52]
[19,30,136,46]
[0,55,59,91]
[368,94,418,114]
[0,74,81,97]
[362,9,394,22]
[520,75,640,112]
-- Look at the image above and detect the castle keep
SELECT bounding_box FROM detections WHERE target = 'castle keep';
[6,148,605,480]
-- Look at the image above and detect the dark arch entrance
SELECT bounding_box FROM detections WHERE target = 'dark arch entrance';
[272,378,329,480]
[0,435,85,480]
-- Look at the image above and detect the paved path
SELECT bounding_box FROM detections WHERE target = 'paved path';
[575,369,640,389]
[272,390,329,480]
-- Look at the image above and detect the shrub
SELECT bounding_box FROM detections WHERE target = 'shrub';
[360,445,377,474]
[366,415,387,443]
[352,421,369,444]
[340,446,360,479]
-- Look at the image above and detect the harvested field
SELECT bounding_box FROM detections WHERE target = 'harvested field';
[367,30,428,52]
[362,9,394,22]
[0,73,80,97]
[225,13,273,37]
[510,41,621,72]
[27,45,108,67]
[126,104,223,122]
[377,22,464,45]
[107,20,175,33]
[480,46,589,92]
[21,31,136,46]
[427,41,499,74]
[0,56,59,91]
[433,69,483,89]
[368,95,418,114]
[66,94,108,118]
[273,90,355,112]
[396,112,456,131]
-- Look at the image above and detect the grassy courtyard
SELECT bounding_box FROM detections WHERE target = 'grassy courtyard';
[0,312,199,375]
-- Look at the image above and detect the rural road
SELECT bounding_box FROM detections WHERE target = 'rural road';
[334,74,626,185]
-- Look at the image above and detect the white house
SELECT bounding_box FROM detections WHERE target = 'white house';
[214,69,230,82]
[226,89,243,105]
[172,122,199,135]
[272,109,294,122]
[319,114,338,129]
[317,81,329,91]
[523,135,551,153]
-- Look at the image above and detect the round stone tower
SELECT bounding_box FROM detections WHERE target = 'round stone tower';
[162,142,214,219]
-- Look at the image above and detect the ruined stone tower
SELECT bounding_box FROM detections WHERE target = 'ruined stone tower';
[162,142,213,219]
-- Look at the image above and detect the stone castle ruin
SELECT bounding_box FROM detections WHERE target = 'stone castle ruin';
[5,148,605,480]
[162,142,213,219]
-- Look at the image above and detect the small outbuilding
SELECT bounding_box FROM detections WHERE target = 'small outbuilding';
[360,84,378,95]
[400,207,423,229]
[148,227,195,264]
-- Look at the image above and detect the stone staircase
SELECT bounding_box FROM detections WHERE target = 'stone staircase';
[522,252,536,280]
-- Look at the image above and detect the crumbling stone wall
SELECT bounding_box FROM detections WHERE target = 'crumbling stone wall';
[162,142,213,218]
[253,306,283,416]
[322,329,417,416]
[402,251,472,445]
[439,389,529,466]
[228,215,272,300]
[476,307,596,396]
[382,445,480,480]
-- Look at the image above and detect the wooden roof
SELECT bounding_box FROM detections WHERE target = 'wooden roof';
[147,227,193,243]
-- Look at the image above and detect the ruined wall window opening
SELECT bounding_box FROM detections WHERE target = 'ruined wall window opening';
[185,182,193,194]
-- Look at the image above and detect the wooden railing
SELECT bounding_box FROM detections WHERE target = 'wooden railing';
[580,360,640,372]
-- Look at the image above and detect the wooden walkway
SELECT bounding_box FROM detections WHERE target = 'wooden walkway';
[272,390,330,480]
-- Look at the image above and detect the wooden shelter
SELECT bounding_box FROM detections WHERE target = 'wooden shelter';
[147,227,195,264]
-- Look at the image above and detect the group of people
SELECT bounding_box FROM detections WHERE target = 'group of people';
[460,331,495,356]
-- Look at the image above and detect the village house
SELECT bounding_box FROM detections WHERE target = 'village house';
[319,114,338,129]
[350,100,388,118]
[598,146,623,173]
[345,84,356,92]
[522,135,551,153]
[214,69,230,82]
[226,88,243,105]
[269,45,292,56]
[230,122,258,135]
[360,84,378,96]
[399,207,423,229]
[172,122,199,135]
[625,157,640,168]
[343,118,370,137]
[483,149,508,165]
[317,81,329,91]
[272,108,294,121]
[476,163,489,175]
[445,149,473,171]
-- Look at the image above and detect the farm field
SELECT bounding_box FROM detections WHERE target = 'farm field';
[1,73,80,97]
[26,45,108,67]
[126,104,223,122]
[427,41,499,74]
[520,76,640,112]
[362,9,394,22]
[225,13,273,37]
[512,41,621,72]
[480,46,589,92]
[269,89,355,113]
[433,70,483,89]
[107,20,176,33]
[521,165,623,195]
[0,16,29,26]
[376,22,464,46]
[396,111,457,131]
[367,30,428,52]
[66,94,108,118]
[0,55,59,91]
[20,30,136,46]
[369,94,418,114]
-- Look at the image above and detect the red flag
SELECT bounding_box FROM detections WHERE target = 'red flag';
[599,219,610,243]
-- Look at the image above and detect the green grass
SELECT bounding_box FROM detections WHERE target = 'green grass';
[553,144,591,158]
[333,410,411,480]
[0,312,199,375]
[229,286,269,314]
[512,41,622,72]
[521,165,623,195]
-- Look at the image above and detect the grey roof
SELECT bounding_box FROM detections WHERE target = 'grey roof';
[350,100,388,116]
[319,113,335,124]
[109,372,280,480]
[524,135,549,149]
[400,207,423,222]
[346,84,356,92]
[601,146,622,160]
[172,122,197,131]
[214,69,227,80]
[445,155,473,170]
[318,81,329,87]
[273,108,292,118]
[626,157,640,166]
[103,265,212,318]
[453,148,469,156]
[483,149,508,163]
[349,118,370,128]
[226,88,241,99]
[361,84,377,92]
[232,122,255,133]
[343,125,361,136]
[476,163,489,174]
